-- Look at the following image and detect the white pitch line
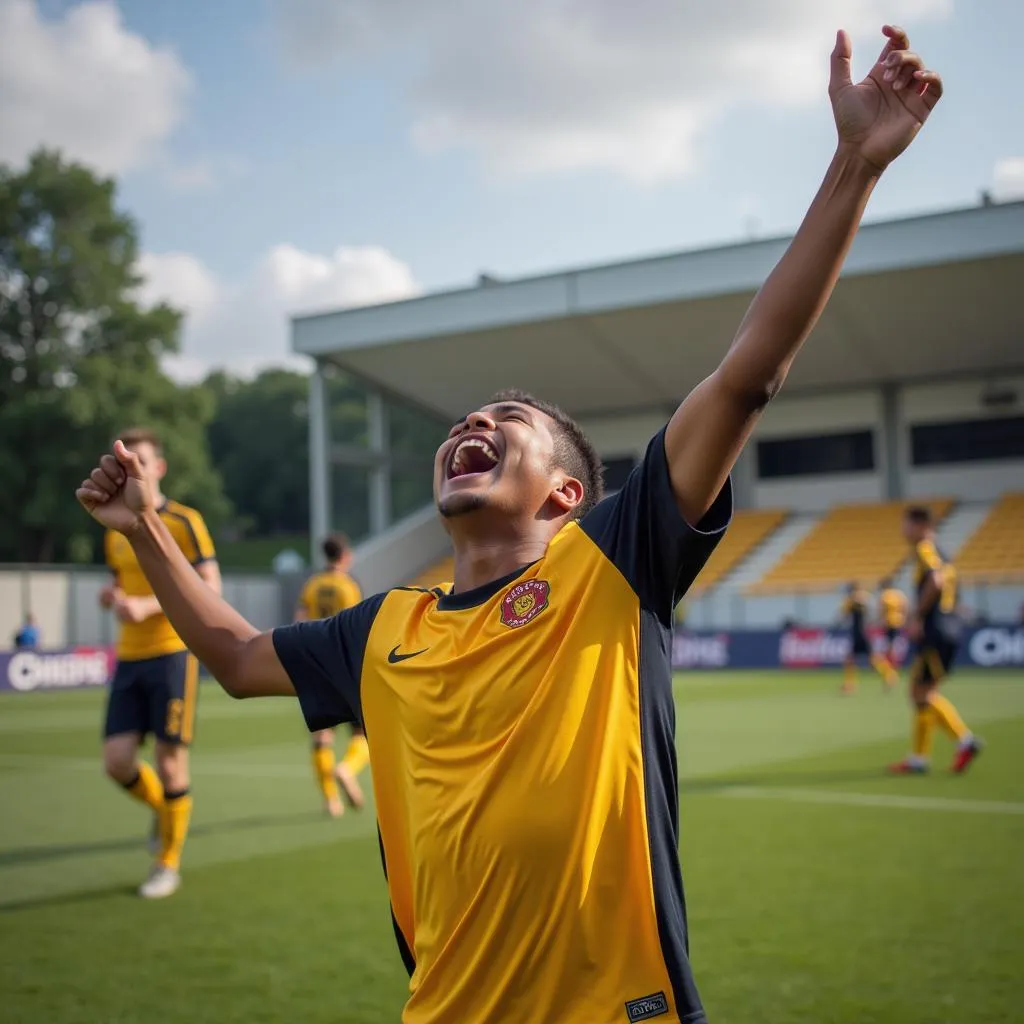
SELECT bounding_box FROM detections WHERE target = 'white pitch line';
[722,786,1024,816]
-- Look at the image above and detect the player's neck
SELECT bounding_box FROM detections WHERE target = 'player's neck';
[450,536,551,594]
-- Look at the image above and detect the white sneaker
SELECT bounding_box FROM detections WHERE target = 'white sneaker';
[138,865,181,899]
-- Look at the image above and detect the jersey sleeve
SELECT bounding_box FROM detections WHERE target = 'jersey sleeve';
[916,540,943,573]
[580,427,732,626]
[182,509,216,564]
[272,592,387,731]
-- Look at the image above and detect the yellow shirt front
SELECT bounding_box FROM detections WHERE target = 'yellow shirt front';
[879,588,907,628]
[105,500,215,660]
[297,571,361,620]
[274,430,731,1024]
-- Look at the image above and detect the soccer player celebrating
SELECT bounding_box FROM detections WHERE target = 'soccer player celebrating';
[294,534,369,816]
[839,581,898,693]
[889,506,982,775]
[77,27,942,1022]
[98,428,220,899]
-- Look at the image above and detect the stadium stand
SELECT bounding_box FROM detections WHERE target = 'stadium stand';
[955,493,1024,583]
[690,508,788,593]
[748,498,954,593]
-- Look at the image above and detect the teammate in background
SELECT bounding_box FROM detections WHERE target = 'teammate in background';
[878,576,907,668]
[295,534,368,816]
[77,28,943,1021]
[99,428,220,898]
[889,506,982,774]
[839,582,898,693]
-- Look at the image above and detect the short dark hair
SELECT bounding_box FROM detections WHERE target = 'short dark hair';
[904,505,932,525]
[119,427,163,454]
[322,533,349,563]
[490,388,605,518]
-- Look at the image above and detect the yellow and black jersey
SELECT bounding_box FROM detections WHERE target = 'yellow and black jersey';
[105,500,215,661]
[841,591,869,635]
[273,429,731,1024]
[913,539,961,643]
[879,588,907,629]
[298,571,361,620]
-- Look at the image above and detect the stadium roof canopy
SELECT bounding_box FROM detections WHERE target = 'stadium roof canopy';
[292,200,1024,421]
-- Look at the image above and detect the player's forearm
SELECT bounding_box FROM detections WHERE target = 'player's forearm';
[127,510,261,691]
[717,145,879,402]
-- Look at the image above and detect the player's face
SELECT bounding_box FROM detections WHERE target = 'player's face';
[902,516,923,544]
[126,441,167,489]
[434,401,580,524]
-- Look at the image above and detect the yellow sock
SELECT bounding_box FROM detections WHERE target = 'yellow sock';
[929,693,969,741]
[341,734,370,776]
[870,653,897,686]
[312,745,340,804]
[124,761,164,813]
[912,706,935,758]
[158,789,192,871]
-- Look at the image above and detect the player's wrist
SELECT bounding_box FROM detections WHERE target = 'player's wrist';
[126,508,163,550]
[832,142,886,182]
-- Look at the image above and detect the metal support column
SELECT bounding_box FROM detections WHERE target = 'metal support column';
[881,383,903,500]
[367,389,391,535]
[308,361,331,561]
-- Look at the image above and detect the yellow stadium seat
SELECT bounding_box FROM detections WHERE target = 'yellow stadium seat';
[956,494,1024,584]
[689,509,788,594]
[747,498,954,594]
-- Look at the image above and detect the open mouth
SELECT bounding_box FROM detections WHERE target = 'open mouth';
[446,436,500,480]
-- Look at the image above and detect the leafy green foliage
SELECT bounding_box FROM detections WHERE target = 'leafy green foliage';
[0,150,228,562]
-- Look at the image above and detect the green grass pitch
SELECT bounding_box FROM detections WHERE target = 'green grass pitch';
[1,670,1022,1023]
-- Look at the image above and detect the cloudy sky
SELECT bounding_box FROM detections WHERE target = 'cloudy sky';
[2,0,1021,379]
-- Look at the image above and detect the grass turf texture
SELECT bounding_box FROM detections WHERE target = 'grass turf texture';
[1,671,1021,1023]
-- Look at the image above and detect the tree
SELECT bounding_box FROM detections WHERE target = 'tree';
[203,368,445,546]
[0,149,229,563]
[205,368,312,536]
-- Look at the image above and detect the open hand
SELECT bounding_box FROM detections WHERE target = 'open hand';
[76,441,155,536]
[830,25,942,173]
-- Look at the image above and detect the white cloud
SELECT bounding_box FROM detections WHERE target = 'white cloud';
[992,158,1024,202]
[274,0,952,183]
[0,0,191,174]
[162,155,250,193]
[138,245,421,381]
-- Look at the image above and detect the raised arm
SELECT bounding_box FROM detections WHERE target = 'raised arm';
[77,443,293,699]
[665,26,942,523]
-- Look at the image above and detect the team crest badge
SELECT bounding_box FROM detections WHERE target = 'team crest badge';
[500,579,550,629]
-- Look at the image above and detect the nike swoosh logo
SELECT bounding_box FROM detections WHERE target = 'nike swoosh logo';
[388,645,428,664]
